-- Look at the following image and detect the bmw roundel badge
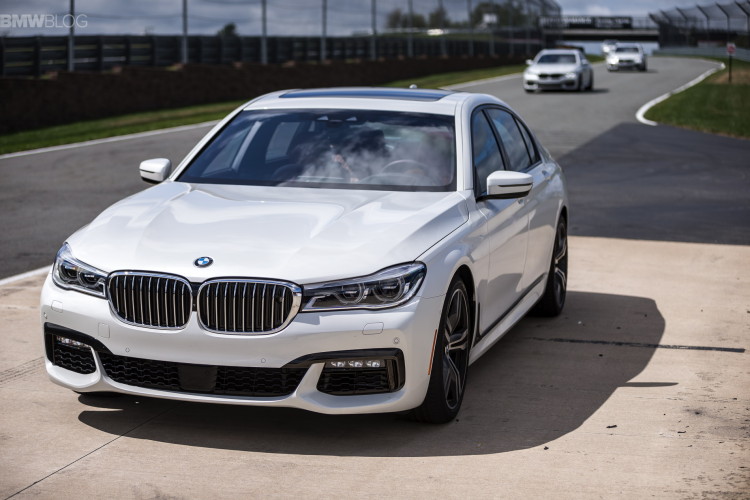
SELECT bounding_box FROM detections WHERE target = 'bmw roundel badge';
[194,256,213,268]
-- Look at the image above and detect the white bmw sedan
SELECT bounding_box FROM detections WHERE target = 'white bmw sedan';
[523,48,594,92]
[41,88,568,423]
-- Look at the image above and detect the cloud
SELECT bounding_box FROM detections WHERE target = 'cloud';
[584,6,613,16]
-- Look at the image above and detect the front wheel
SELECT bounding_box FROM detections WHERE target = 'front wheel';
[532,218,568,317]
[413,277,472,424]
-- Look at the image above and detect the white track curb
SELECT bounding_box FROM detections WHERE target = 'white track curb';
[636,62,725,126]
[0,266,50,287]
[0,121,217,161]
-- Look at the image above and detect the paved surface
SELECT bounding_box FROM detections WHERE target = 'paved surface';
[1,57,749,279]
[1,57,749,498]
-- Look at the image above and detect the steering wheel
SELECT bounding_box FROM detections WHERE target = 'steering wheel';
[381,159,430,174]
[381,159,432,177]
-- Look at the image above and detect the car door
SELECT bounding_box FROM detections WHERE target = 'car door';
[485,108,558,292]
[470,110,529,337]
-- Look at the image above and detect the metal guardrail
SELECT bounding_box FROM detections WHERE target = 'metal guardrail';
[654,45,750,62]
[0,32,543,78]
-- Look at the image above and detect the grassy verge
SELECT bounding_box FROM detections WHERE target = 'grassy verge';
[386,63,526,89]
[645,57,750,140]
[0,100,246,155]
[1,58,604,155]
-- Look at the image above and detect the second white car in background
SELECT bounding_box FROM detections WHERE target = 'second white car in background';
[607,43,647,72]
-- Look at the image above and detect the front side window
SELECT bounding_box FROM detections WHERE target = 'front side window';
[178,109,456,192]
[471,112,505,196]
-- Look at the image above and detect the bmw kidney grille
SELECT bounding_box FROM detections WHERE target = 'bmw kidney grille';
[107,273,301,334]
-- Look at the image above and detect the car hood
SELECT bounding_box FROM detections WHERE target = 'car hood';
[528,63,579,74]
[68,182,469,284]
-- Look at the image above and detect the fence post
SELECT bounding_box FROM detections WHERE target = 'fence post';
[261,0,268,65]
[407,0,414,57]
[716,3,733,44]
[467,0,474,57]
[68,0,75,71]
[97,36,105,71]
[34,37,42,77]
[125,37,132,65]
[734,2,750,47]
[151,36,158,66]
[370,0,377,60]
[321,0,327,62]
[0,37,5,77]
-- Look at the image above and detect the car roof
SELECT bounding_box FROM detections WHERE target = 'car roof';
[244,87,499,115]
[537,49,580,55]
[279,88,454,102]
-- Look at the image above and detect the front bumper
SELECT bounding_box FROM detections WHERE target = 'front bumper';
[523,74,579,91]
[607,59,642,70]
[40,274,444,414]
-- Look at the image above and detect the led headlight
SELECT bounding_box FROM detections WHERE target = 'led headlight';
[301,262,426,311]
[564,72,578,80]
[52,243,107,297]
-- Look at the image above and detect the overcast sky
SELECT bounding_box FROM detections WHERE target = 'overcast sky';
[0,0,722,37]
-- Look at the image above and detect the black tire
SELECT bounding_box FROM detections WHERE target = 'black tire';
[531,218,568,317]
[587,74,594,91]
[413,277,472,424]
[576,76,583,92]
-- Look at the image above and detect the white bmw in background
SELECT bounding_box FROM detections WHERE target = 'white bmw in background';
[41,87,568,423]
[607,43,647,72]
[523,48,594,92]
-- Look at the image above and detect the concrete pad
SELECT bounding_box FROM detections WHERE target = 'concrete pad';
[0,236,748,498]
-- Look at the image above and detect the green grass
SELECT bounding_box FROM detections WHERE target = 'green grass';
[0,57,604,155]
[645,58,750,140]
[0,100,246,155]
[386,63,527,89]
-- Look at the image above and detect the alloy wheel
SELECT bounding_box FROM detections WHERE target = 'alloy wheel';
[442,286,470,410]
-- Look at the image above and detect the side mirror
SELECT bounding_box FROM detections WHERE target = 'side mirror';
[139,158,172,184]
[525,59,533,65]
[482,171,533,200]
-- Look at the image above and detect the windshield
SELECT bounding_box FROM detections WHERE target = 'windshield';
[616,47,640,53]
[177,109,456,192]
[537,54,577,64]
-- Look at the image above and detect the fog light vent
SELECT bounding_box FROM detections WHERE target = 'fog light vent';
[52,336,96,374]
[318,358,398,395]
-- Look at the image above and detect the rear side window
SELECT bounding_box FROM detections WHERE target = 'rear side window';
[471,112,505,196]
[516,119,540,165]
[486,109,532,172]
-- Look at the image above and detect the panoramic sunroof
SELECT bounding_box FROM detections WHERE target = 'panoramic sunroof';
[280,88,454,102]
